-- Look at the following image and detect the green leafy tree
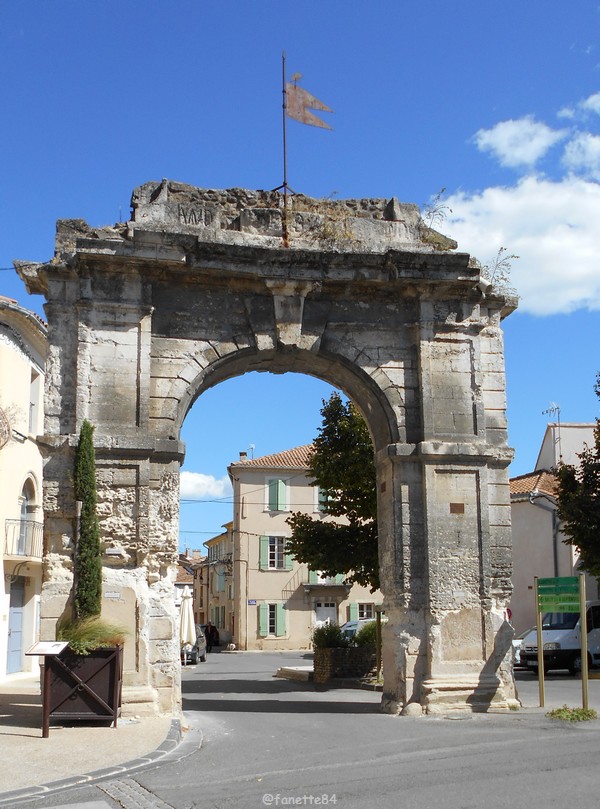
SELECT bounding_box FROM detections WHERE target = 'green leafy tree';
[73,419,102,620]
[286,392,379,590]
[555,374,600,578]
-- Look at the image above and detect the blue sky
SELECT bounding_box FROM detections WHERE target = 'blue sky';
[1,2,599,550]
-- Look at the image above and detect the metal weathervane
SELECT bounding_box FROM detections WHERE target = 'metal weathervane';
[277,51,333,246]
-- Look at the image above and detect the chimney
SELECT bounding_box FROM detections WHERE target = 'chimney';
[239,451,247,460]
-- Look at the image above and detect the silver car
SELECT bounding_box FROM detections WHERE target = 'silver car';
[181,625,207,665]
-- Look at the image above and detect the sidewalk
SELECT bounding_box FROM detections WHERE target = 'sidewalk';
[0,673,178,802]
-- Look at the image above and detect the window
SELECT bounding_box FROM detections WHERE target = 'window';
[269,537,285,568]
[308,570,345,584]
[348,602,383,621]
[266,478,287,511]
[18,479,36,555]
[259,536,293,570]
[358,603,374,620]
[268,604,277,635]
[258,602,286,637]
[29,370,41,435]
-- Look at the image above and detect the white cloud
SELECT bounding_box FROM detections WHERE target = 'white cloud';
[444,176,600,315]
[563,132,600,179]
[558,106,575,120]
[474,117,567,168]
[579,91,600,116]
[558,92,600,121]
[180,471,232,500]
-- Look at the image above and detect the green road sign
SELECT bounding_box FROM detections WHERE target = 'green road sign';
[537,576,580,612]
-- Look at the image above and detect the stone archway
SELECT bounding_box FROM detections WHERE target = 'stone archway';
[18,180,518,715]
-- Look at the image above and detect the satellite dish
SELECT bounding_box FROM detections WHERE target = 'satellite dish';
[0,407,11,450]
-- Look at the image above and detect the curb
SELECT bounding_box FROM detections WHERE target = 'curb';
[0,717,197,806]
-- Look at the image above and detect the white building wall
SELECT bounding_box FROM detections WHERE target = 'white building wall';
[535,423,595,470]
[0,301,46,680]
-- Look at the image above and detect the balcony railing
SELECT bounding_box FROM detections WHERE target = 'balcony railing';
[4,519,43,559]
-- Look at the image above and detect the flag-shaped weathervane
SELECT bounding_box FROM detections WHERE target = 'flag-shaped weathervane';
[278,52,333,245]
[286,72,333,130]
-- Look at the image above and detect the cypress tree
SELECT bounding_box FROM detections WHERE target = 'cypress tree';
[73,419,102,620]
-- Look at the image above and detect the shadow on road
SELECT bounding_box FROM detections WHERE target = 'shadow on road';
[183,677,321,695]
[182,695,380,714]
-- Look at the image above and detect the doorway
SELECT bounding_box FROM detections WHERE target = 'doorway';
[7,576,25,674]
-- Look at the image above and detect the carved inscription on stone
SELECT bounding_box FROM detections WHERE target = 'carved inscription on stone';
[177,204,213,227]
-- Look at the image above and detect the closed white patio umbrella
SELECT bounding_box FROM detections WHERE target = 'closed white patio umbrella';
[179,585,196,665]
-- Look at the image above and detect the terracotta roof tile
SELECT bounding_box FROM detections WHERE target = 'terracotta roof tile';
[230,444,314,470]
[510,470,558,498]
[176,563,194,584]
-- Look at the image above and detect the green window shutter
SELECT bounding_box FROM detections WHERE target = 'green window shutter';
[349,602,359,621]
[318,487,328,512]
[268,479,278,510]
[276,603,286,637]
[268,479,286,510]
[258,603,268,636]
[308,569,318,584]
[284,541,293,571]
[259,536,269,569]
[278,479,286,509]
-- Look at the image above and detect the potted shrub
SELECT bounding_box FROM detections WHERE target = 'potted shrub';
[42,420,126,735]
[312,624,348,684]
[312,622,376,684]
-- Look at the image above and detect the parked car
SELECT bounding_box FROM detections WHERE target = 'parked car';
[181,625,207,665]
[512,627,534,668]
[520,601,600,675]
[340,617,386,642]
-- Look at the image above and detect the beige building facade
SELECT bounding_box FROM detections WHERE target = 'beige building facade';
[0,297,46,680]
[510,423,597,633]
[227,445,383,650]
[202,523,234,643]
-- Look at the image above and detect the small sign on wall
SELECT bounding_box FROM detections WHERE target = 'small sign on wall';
[248,599,257,605]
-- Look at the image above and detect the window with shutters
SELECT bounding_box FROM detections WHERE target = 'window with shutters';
[259,535,293,570]
[258,602,286,637]
[266,477,288,511]
[315,486,331,513]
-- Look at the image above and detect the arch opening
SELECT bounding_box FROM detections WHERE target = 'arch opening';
[179,369,384,658]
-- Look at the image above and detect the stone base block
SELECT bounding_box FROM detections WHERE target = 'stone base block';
[421,674,513,714]
[120,685,159,718]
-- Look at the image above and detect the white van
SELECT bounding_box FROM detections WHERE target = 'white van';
[520,600,600,675]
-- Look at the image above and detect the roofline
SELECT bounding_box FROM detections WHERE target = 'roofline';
[0,296,47,336]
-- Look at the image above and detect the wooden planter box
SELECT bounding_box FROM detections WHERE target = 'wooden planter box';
[313,645,376,684]
[42,645,123,737]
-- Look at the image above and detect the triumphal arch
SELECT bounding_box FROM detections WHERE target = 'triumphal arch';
[18,180,518,715]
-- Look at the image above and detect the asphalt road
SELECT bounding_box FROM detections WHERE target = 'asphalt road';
[13,651,600,809]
